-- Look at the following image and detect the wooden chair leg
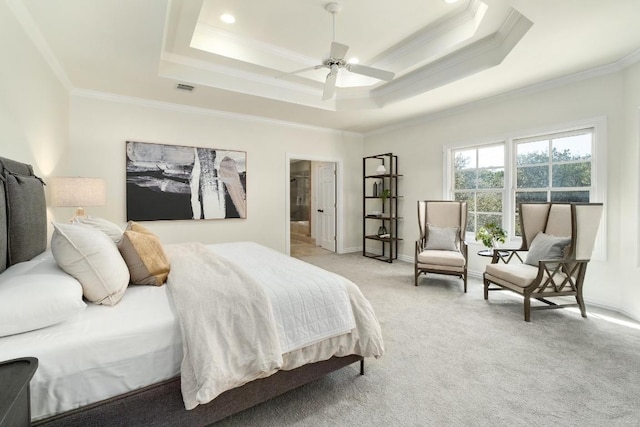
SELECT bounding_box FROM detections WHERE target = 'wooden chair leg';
[524,296,531,322]
[576,289,587,318]
[483,277,489,300]
[414,267,419,286]
[463,271,467,293]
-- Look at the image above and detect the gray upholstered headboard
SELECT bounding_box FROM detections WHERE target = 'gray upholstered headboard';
[0,156,47,273]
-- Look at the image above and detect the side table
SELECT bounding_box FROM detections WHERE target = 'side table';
[477,249,509,258]
[0,357,38,427]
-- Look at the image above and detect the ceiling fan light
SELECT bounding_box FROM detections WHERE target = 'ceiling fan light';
[348,57,359,64]
[220,13,235,24]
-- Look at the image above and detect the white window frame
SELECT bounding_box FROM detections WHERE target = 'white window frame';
[444,116,607,260]
[447,141,507,236]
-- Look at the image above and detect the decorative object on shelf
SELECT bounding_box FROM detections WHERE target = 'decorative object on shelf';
[126,141,246,221]
[49,177,106,220]
[475,222,507,250]
[380,188,391,203]
[377,225,388,237]
[376,164,386,175]
[373,181,378,197]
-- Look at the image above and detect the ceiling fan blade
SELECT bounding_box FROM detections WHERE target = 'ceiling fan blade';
[329,41,349,60]
[346,63,395,81]
[277,64,325,78]
[322,68,338,101]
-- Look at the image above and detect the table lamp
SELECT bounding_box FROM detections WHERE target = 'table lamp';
[49,177,106,220]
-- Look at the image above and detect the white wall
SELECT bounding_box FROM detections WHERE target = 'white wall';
[365,67,640,319]
[0,1,69,177]
[620,60,640,318]
[67,93,364,254]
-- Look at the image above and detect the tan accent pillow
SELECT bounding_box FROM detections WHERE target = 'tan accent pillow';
[118,222,170,286]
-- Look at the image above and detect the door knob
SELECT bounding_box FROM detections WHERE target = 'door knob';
[317,209,324,213]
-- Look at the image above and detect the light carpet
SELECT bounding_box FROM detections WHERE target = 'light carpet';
[216,252,640,426]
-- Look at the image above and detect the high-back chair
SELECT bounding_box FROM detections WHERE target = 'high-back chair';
[483,202,603,321]
[415,201,468,291]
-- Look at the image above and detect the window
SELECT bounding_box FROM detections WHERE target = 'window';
[452,144,505,233]
[514,130,593,235]
[446,120,605,257]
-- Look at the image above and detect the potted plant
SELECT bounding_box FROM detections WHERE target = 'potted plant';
[380,188,391,203]
[475,222,507,251]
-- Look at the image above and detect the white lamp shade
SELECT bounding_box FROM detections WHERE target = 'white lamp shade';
[49,177,106,208]
[376,164,387,174]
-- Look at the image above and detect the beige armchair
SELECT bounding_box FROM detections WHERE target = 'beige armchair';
[415,201,468,291]
[483,202,603,321]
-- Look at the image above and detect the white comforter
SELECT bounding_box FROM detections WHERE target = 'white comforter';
[164,242,366,410]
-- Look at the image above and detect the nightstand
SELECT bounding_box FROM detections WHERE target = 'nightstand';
[0,357,38,427]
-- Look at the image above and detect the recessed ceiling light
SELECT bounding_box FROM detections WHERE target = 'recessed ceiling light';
[444,0,459,4]
[220,13,235,24]
[348,57,359,64]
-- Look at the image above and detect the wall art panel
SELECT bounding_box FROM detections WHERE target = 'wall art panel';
[126,141,246,221]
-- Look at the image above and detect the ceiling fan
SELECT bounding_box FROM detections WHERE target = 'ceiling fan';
[283,2,395,101]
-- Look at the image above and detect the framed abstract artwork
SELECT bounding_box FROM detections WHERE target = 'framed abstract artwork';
[126,141,246,221]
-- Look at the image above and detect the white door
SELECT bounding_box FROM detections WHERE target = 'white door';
[317,163,336,251]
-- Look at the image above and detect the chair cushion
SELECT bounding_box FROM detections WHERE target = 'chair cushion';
[485,263,540,288]
[485,262,571,292]
[417,249,465,267]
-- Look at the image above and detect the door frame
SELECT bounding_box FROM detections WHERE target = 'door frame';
[285,153,343,256]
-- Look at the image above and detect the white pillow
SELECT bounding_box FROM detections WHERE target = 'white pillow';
[51,223,130,306]
[71,216,124,244]
[0,256,86,337]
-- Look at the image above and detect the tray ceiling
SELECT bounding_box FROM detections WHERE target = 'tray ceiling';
[14,0,640,132]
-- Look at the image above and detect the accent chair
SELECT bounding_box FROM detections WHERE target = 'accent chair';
[483,202,603,322]
[415,200,468,291]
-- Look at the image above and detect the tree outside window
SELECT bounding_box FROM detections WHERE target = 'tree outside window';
[514,131,592,235]
[448,124,601,250]
[453,144,505,234]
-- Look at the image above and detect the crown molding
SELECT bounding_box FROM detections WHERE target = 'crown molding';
[191,23,318,71]
[365,57,628,137]
[371,0,487,73]
[371,9,532,106]
[618,47,640,69]
[160,52,322,96]
[70,88,363,137]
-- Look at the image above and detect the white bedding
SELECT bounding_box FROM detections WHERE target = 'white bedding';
[208,242,356,353]
[0,242,384,421]
[0,253,183,420]
[165,242,358,409]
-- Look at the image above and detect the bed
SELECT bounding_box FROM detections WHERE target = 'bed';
[0,156,384,426]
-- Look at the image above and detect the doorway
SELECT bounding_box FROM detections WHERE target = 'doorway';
[286,156,339,257]
[289,160,313,252]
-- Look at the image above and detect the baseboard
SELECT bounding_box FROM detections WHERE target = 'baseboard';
[340,246,362,254]
[468,269,484,279]
[397,254,413,263]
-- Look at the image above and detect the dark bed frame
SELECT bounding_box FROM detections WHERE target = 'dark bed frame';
[0,156,364,426]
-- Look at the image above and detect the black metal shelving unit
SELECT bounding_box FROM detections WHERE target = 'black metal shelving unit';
[363,153,402,262]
